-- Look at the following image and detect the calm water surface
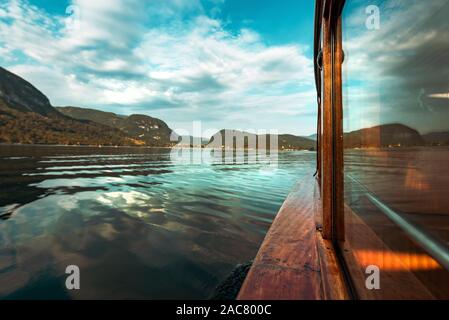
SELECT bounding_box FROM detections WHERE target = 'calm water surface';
[0,145,315,299]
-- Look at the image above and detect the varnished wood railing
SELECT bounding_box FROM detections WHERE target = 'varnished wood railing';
[237,175,349,300]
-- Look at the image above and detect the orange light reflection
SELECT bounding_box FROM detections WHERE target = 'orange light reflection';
[355,250,442,271]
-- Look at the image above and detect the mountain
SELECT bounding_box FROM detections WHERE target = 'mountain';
[422,132,449,146]
[0,68,142,146]
[55,106,125,128]
[343,124,425,148]
[0,67,176,146]
[57,107,177,146]
[207,129,316,151]
[278,134,316,150]
[305,133,317,141]
[177,136,209,147]
[0,66,56,116]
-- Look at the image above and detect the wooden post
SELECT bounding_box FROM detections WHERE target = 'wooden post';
[321,2,345,241]
[321,14,333,240]
[333,16,345,241]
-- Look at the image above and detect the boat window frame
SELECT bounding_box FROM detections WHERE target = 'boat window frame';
[314,0,346,242]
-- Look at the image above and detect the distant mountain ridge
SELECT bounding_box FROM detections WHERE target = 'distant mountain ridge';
[0,67,447,148]
[422,132,449,146]
[57,107,177,146]
[343,124,425,148]
[305,133,317,141]
[55,107,124,128]
[207,129,316,151]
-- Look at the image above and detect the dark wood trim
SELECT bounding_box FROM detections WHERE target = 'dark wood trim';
[237,176,349,300]
[314,0,323,181]
[333,16,345,241]
[317,234,351,300]
[319,0,346,241]
[323,0,332,19]
[321,14,333,240]
[315,190,350,300]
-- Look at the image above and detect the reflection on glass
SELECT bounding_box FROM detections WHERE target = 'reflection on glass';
[342,0,449,299]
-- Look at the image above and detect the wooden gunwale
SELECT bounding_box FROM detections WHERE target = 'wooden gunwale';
[237,175,349,300]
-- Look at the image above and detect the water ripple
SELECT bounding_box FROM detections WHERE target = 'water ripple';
[0,146,315,299]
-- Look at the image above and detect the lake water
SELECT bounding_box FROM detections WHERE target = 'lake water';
[0,145,315,299]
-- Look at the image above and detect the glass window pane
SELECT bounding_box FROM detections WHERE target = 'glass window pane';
[342,0,449,299]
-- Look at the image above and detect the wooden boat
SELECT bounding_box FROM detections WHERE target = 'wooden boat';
[238,0,449,300]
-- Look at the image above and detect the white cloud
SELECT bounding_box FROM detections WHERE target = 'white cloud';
[342,0,449,133]
[8,64,100,106]
[0,0,316,135]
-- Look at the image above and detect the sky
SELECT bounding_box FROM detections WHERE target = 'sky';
[342,0,449,134]
[0,0,317,137]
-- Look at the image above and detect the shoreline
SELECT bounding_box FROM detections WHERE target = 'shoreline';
[1,143,446,152]
[0,143,316,152]
[0,143,175,149]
